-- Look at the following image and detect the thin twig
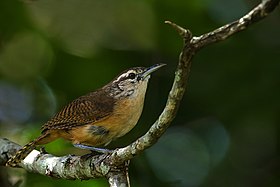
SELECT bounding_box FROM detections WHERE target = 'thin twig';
[191,0,280,50]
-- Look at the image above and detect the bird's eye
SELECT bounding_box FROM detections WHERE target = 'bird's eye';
[128,73,136,79]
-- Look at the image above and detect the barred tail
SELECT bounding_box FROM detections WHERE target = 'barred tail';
[6,139,38,167]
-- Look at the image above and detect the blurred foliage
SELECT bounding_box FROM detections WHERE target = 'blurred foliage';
[0,0,280,187]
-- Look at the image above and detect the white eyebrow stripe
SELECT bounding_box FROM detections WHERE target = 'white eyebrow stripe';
[113,70,137,83]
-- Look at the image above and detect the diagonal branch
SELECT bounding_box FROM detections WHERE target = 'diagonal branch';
[109,0,279,165]
[1,0,279,186]
[191,0,280,50]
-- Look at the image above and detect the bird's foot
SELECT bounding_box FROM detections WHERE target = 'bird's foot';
[73,144,113,154]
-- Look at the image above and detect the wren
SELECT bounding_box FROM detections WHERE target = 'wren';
[6,63,165,167]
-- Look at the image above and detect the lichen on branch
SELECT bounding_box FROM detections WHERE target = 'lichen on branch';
[1,0,279,186]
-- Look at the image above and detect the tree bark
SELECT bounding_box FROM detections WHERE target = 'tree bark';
[1,0,279,186]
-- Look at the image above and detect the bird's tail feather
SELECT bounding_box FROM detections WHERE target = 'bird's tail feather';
[6,137,41,167]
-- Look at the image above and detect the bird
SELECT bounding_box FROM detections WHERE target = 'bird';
[6,63,165,167]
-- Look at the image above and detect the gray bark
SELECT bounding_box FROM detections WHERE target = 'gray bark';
[1,0,279,186]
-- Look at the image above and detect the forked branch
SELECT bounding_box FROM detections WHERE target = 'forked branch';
[1,0,279,186]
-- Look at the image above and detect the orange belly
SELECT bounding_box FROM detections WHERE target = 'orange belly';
[66,93,146,146]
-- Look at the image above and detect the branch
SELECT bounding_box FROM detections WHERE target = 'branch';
[109,0,280,165]
[2,0,279,186]
[0,138,117,180]
[191,0,280,50]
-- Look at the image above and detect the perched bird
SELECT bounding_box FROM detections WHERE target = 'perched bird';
[6,63,165,167]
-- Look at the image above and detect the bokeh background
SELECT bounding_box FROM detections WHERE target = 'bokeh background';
[1,0,280,187]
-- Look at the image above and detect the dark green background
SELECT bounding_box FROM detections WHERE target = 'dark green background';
[1,0,280,187]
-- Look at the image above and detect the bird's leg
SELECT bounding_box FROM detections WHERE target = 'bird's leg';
[73,144,113,154]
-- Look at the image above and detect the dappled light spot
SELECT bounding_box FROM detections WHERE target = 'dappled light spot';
[188,118,230,167]
[0,32,53,81]
[147,128,210,186]
[31,79,57,122]
[0,81,32,124]
[0,80,56,127]
[27,0,157,57]
[146,120,230,187]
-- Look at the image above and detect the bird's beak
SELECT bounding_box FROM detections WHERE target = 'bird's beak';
[141,63,166,79]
